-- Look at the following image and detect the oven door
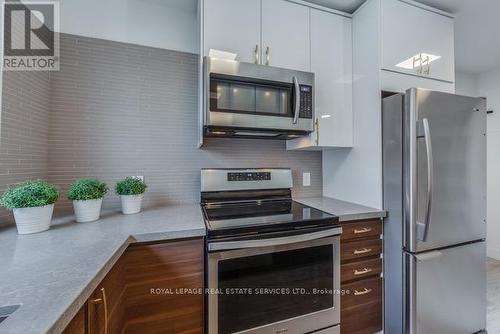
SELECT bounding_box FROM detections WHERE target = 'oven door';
[207,228,341,334]
[204,57,314,133]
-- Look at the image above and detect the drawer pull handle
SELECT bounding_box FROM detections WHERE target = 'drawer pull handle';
[353,248,372,255]
[354,268,373,276]
[354,227,372,234]
[354,288,373,296]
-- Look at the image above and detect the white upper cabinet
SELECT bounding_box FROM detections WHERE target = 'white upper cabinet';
[287,9,353,149]
[203,0,261,63]
[381,0,454,83]
[202,0,354,149]
[261,0,310,71]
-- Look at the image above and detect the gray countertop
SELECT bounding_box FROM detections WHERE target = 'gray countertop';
[0,197,383,334]
[295,197,386,221]
[0,205,206,334]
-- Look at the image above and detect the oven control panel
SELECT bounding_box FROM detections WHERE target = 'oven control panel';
[227,172,271,182]
[299,85,313,119]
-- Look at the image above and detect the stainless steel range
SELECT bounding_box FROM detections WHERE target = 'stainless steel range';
[201,168,341,334]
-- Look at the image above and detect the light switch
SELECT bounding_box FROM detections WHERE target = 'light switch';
[303,172,311,187]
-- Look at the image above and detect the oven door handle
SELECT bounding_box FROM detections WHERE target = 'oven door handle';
[208,227,342,251]
[292,76,300,124]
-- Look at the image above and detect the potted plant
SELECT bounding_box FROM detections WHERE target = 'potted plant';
[68,178,108,222]
[115,177,147,214]
[0,180,59,234]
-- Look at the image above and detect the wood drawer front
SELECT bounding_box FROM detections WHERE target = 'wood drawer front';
[341,238,382,262]
[341,258,382,283]
[340,300,382,334]
[341,278,382,310]
[341,220,382,242]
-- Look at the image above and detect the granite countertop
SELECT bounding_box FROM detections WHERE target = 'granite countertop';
[0,205,206,334]
[295,197,386,221]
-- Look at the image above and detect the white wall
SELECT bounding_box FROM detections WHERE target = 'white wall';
[323,0,382,209]
[60,0,198,53]
[455,71,477,96]
[476,68,500,259]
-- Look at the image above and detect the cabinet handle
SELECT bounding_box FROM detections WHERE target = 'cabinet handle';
[89,288,108,334]
[353,268,373,276]
[254,44,259,64]
[424,56,431,75]
[353,247,372,255]
[353,227,372,234]
[421,55,430,75]
[414,53,431,76]
[265,46,270,66]
[413,53,422,74]
[315,118,319,145]
[354,288,373,296]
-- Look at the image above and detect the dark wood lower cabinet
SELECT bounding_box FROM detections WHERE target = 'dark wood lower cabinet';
[64,237,204,334]
[87,250,126,334]
[64,220,383,334]
[340,219,383,334]
[342,278,382,310]
[341,300,382,334]
[121,239,204,334]
[62,305,86,334]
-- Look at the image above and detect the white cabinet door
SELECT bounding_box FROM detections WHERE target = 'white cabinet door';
[203,0,261,63]
[262,0,310,71]
[287,10,352,149]
[381,0,454,83]
[313,10,352,147]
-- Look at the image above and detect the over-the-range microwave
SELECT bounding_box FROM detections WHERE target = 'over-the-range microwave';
[203,57,314,139]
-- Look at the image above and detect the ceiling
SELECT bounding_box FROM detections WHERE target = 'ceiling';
[304,0,500,74]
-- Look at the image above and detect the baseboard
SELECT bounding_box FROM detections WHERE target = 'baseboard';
[487,246,500,260]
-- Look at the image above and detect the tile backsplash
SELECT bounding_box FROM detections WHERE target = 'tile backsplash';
[0,34,322,224]
[0,71,50,224]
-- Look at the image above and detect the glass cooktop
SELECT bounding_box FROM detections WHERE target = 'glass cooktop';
[203,200,337,236]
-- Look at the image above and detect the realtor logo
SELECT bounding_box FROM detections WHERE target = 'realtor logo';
[3,1,60,71]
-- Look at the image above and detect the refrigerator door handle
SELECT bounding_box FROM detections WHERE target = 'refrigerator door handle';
[417,118,434,242]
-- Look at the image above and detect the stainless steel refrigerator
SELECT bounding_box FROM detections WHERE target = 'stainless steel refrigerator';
[382,88,487,334]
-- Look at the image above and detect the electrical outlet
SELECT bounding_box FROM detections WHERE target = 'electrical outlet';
[303,172,311,187]
[134,176,144,182]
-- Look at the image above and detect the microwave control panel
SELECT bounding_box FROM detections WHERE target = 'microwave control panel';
[299,85,313,119]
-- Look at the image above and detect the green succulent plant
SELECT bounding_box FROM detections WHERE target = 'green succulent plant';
[67,178,108,201]
[115,177,147,196]
[0,180,59,209]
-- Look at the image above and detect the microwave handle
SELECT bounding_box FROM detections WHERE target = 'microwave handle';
[292,76,300,124]
[208,227,342,251]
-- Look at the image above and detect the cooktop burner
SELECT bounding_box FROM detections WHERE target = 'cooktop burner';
[200,169,338,239]
[205,199,333,228]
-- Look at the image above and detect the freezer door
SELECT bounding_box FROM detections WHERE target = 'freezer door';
[405,241,486,334]
[404,88,486,252]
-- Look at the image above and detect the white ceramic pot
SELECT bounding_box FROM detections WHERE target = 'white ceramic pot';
[73,198,103,222]
[120,194,143,215]
[13,204,54,234]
